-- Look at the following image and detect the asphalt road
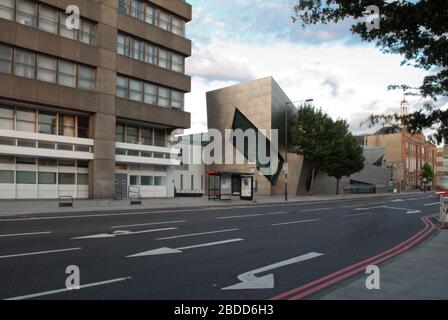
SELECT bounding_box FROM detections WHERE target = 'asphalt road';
[0,193,440,300]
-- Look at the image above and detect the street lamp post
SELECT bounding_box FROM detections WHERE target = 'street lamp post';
[284,99,314,201]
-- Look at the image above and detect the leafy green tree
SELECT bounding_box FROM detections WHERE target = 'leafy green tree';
[420,163,434,192]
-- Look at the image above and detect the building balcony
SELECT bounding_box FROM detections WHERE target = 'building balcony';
[115,142,181,166]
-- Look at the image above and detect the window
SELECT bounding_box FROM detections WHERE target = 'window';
[130,175,139,186]
[154,129,165,147]
[38,141,55,149]
[141,127,153,145]
[172,16,185,37]
[0,0,14,21]
[37,55,57,83]
[16,171,36,184]
[58,173,75,185]
[16,0,36,27]
[58,60,76,87]
[145,5,156,25]
[16,109,35,132]
[38,5,58,34]
[38,112,56,135]
[39,158,57,166]
[158,87,170,107]
[131,38,144,61]
[141,176,153,186]
[80,20,95,45]
[126,126,138,144]
[38,172,56,184]
[77,116,89,138]
[17,157,35,164]
[130,0,144,20]
[129,79,143,102]
[58,114,75,137]
[117,34,129,56]
[159,11,171,31]
[59,160,75,166]
[59,12,77,40]
[158,49,170,69]
[118,0,128,14]
[77,173,88,185]
[0,156,14,164]
[0,106,13,130]
[0,43,12,74]
[15,49,35,79]
[144,44,157,64]
[115,124,126,143]
[0,170,14,183]
[116,76,128,98]
[171,90,183,109]
[144,83,157,105]
[78,65,95,89]
[171,53,184,73]
[154,176,166,186]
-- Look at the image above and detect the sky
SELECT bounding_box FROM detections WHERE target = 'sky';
[183,0,447,136]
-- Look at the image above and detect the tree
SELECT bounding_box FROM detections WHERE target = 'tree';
[292,106,365,195]
[292,1,448,142]
[420,162,434,192]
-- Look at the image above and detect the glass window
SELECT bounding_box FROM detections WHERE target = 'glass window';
[15,49,35,79]
[58,114,75,137]
[144,83,157,105]
[141,176,153,186]
[0,0,14,21]
[58,60,76,87]
[16,171,36,184]
[144,44,157,64]
[77,160,89,168]
[117,33,129,56]
[57,143,73,151]
[16,109,35,132]
[58,173,75,185]
[130,0,144,20]
[115,124,125,142]
[0,106,14,130]
[158,87,170,107]
[77,173,88,185]
[141,127,153,145]
[116,76,128,98]
[37,55,57,83]
[17,139,35,147]
[154,129,166,147]
[159,11,171,31]
[145,5,156,25]
[129,79,143,102]
[0,170,14,183]
[77,116,89,138]
[158,49,170,69]
[38,111,56,135]
[131,38,144,61]
[38,5,58,34]
[59,12,77,40]
[38,172,56,184]
[80,19,95,45]
[118,0,128,15]
[130,175,139,186]
[126,126,138,144]
[171,53,184,73]
[16,157,35,164]
[171,90,183,109]
[154,176,166,186]
[172,16,185,37]
[0,43,12,74]
[78,65,95,89]
[16,0,36,27]
[0,156,14,163]
[59,160,75,166]
[38,141,55,149]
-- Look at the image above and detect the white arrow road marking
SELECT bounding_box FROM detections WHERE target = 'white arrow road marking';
[0,231,51,238]
[5,277,131,300]
[111,220,186,229]
[0,247,81,259]
[156,229,239,240]
[271,219,320,226]
[71,228,177,240]
[222,252,324,290]
[127,238,244,257]
[355,205,415,212]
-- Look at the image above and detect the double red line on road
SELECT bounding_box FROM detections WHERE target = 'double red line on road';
[270,214,437,300]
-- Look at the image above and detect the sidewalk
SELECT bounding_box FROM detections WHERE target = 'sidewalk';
[0,192,423,216]
[320,229,448,300]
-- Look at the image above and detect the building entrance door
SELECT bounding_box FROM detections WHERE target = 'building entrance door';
[231,174,241,195]
[115,174,128,199]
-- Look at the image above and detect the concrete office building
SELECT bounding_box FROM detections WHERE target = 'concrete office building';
[0,0,191,199]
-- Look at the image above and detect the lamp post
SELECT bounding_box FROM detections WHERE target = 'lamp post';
[284,99,314,201]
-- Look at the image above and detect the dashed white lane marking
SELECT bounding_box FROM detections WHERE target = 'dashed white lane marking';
[156,228,239,241]
[265,212,288,215]
[217,214,265,220]
[0,231,51,238]
[110,220,186,229]
[300,208,332,212]
[343,212,375,218]
[424,202,439,207]
[0,247,82,259]
[5,277,131,300]
[71,228,176,240]
[271,219,321,226]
